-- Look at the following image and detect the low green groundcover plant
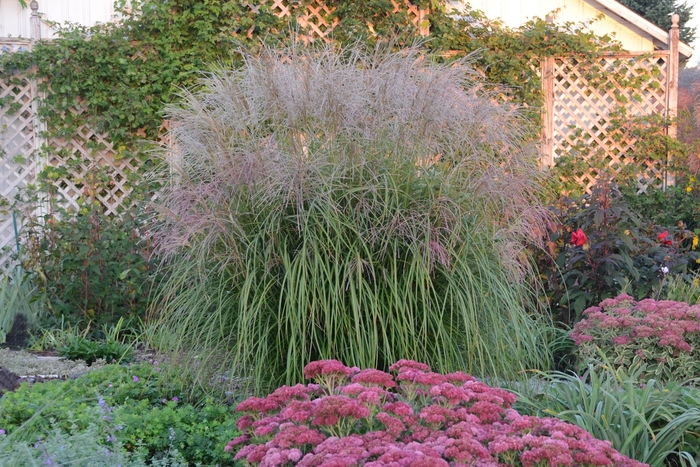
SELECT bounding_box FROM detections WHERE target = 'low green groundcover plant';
[0,362,240,466]
[226,359,645,466]
[0,424,186,467]
[571,294,700,382]
[57,333,134,365]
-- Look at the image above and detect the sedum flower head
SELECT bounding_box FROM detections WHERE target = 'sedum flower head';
[572,295,700,382]
[226,359,646,467]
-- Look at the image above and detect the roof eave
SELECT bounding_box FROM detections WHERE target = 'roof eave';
[592,0,693,59]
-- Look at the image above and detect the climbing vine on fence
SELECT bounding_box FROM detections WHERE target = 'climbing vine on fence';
[428,12,622,109]
[0,0,624,190]
[0,0,674,216]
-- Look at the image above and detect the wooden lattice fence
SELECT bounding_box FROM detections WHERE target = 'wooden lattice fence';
[0,3,683,273]
[0,46,161,274]
[541,18,679,194]
[45,112,157,216]
[253,0,429,40]
[0,39,38,273]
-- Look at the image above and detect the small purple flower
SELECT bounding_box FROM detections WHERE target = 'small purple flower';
[0,429,5,435]
[161,399,167,404]
[98,398,106,407]
[172,397,179,402]
[106,435,117,443]
[108,384,113,388]
[133,376,140,382]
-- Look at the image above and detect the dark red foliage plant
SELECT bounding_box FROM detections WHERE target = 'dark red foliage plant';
[226,359,646,466]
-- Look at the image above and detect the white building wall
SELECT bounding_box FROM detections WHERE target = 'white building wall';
[0,0,115,39]
[456,0,655,52]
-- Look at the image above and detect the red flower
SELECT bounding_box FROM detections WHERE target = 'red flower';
[571,229,587,247]
[657,230,673,246]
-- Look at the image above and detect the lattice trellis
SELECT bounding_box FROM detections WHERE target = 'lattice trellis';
[0,40,160,274]
[46,110,140,216]
[256,0,427,41]
[46,118,173,216]
[543,52,672,194]
[0,39,37,274]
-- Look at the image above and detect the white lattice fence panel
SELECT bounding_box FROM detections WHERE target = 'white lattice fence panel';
[46,117,174,217]
[0,39,37,274]
[46,109,144,216]
[551,53,669,193]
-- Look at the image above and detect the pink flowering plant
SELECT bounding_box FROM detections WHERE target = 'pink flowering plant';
[226,359,645,466]
[571,294,700,382]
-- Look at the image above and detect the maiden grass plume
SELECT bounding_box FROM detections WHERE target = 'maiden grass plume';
[152,42,552,390]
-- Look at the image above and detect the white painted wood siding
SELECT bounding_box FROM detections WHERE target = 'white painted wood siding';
[0,0,115,39]
[455,0,654,52]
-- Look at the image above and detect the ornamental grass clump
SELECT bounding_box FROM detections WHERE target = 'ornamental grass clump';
[515,364,700,466]
[226,359,645,467]
[152,41,552,389]
[571,294,700,381]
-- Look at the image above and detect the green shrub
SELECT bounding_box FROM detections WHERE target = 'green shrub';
[570,294,700,383]
[20,199,156,331]
[622,178,700,232]
[0,363,240,466]
[151,42,553,391]
[515,363,700,466]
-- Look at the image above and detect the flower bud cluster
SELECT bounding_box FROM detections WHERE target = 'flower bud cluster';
[571,294,700,381]
[226,359,645,466]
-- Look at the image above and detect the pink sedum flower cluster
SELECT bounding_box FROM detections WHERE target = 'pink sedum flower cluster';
[571,294,700,381]
[226,359,646,467]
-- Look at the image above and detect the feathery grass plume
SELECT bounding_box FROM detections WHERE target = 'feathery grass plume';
[150,40,552,392]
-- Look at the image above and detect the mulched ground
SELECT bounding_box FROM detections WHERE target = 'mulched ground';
[0,346,160,399]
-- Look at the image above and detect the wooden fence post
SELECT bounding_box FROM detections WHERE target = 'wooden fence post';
[29,1,48,219]
[418,6,429,36]
[541,56,555,167]
[666,13,679,189]
[30,1,41,41]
